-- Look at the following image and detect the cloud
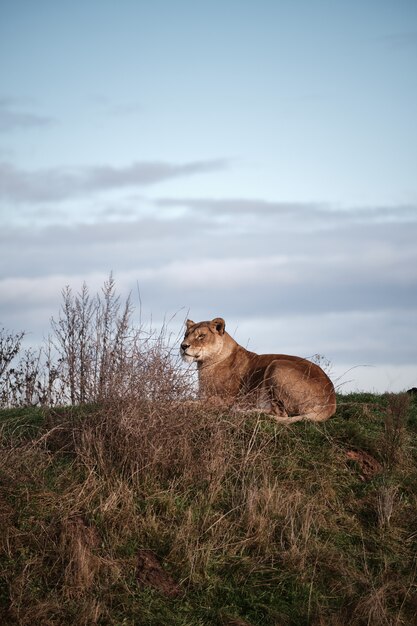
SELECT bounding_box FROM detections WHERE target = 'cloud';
[157,197,326,216]
[2,203,417,291]
[1,269,416,385]
[0,159,230,203]
[157,197,417,226]
[0,98,55,132]
[1,195,416,393]
[2,226,416,317]
[235,310,417,367]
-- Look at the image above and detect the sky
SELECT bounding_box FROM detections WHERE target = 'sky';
[1,0,416,393]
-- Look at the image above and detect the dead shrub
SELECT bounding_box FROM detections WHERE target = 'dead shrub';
[1,275,192,409]
[50,275,190,406]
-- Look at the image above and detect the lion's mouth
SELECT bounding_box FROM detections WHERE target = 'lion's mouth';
[181,350,200,361]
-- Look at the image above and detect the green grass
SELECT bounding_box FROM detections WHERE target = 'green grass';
[1,393,417,625]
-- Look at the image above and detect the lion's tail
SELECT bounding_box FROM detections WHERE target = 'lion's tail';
[274,411,330,424]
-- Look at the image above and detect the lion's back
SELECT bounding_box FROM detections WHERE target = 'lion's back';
[244,352,335,393]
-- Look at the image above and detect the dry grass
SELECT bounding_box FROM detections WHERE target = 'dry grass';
[1,391,417,625]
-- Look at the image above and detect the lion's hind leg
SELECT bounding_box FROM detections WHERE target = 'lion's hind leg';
[263,360,321,423]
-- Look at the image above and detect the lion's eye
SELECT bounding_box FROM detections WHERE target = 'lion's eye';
[198,334,206,340]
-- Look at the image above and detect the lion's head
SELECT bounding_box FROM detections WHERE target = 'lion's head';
[180,318,226,364]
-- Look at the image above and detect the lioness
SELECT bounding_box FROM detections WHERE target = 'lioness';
[181,317,336,422]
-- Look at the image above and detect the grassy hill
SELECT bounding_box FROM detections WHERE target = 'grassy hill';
[1,393,417,625]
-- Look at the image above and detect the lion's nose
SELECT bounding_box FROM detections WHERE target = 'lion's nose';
[181,342,190,351]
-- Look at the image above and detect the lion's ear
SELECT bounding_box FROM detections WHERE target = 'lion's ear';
[211,317,225,335]
[186,319,195,330]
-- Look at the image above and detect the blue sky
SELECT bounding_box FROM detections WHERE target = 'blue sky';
[1,0,417,392]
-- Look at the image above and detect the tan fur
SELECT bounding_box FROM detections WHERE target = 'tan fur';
[181,317,336,423]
